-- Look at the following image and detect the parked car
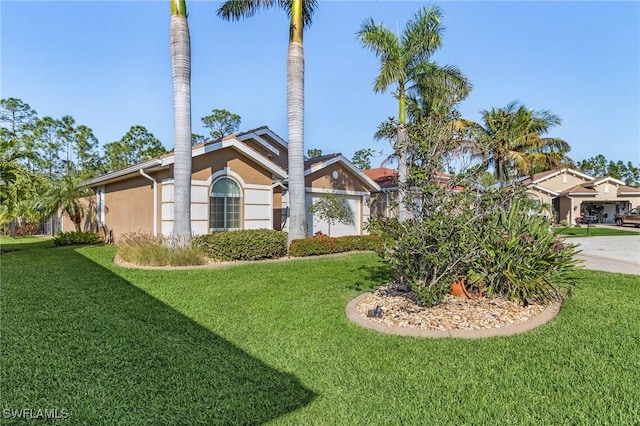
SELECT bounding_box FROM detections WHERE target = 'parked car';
[615,208,640,227]
[576,215,598,224]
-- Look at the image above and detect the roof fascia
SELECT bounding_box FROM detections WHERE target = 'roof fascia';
[254,127,288,149]
[80,159,163,187]
[304,155,381,191]
[237,132,280,156]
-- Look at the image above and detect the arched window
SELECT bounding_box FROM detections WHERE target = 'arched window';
[210,178,242,231]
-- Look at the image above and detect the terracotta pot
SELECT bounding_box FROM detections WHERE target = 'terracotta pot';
[450,278,480,299]
[450,279,466,297]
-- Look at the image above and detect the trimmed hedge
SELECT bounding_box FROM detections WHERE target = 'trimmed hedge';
[53,231,102,246]
[195,229,288,261]
[289,234,382,257]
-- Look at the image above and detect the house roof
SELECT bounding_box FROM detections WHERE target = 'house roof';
[618,185,640,195]
[362,167,452,190]
[559,184,598,196]
[81,127,289,187]
[304,153,342,168]
[583,175,626,187]
[81,127,383,193]
[362,167,397,189]
[521,167,595,186]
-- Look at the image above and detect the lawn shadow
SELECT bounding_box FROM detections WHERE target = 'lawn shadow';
[348,262,395,292]
[1,243,316,424]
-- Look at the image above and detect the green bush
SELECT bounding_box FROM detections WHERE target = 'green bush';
[467,200,580,303]
[117,233,206,266]
[289,234,382,257]
[374,187,581,307]
[194,229,288,261]
[53,231,102,246]
[372,190,482,307]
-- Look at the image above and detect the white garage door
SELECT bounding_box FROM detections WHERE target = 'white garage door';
[306,193,361,237]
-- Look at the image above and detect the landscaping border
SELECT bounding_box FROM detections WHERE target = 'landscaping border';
[346,292,562,339]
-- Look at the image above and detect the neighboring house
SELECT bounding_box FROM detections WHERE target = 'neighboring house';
[62,126,379,240]
[363,167,459,217]
[522,168,640,224]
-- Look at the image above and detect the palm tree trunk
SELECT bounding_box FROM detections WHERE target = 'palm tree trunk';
[170,0,192,242]
[286,0,308,243]
[397,85,408,221]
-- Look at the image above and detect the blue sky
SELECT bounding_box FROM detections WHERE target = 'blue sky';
[2,1,638,166]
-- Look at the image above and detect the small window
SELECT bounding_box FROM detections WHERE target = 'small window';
[562,174,568,183]
[210,178,242,231]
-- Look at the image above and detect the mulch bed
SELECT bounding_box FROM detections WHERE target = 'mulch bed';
[355,282,548,331]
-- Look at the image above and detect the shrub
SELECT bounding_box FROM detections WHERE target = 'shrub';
[374,186,580,307]
[467,199,580,303]
[194,229,288,261]
[372,189,483,307]
[289,234,382,257]
[117,233,206,266]
[53,231,102,246]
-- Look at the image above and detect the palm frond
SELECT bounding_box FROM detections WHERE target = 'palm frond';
[217,0,317,28]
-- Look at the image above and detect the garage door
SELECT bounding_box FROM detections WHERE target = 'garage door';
[306,193,361,237]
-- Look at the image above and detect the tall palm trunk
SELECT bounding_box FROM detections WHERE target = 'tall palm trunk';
[170,0,192,242]
[286,0,307,242]
[397,85,408,221]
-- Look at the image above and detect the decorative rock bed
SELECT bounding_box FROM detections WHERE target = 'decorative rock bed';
[346,282,562,338]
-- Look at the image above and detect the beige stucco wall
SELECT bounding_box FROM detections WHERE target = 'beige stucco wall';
[539,171,590,193]
[104,176,154,241]
[190,148,273,185]
[306,163,368,193]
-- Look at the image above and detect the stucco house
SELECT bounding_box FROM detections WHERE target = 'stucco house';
[522,168,640,224]
[65,126,379,240]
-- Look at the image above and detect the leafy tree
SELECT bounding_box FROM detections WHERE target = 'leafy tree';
[57,115,76,175]
[306,148,322,158]
[470,101,571,186]
[357,5,468,220]
[0,98,38,172]
[351,148,376,170]
[0,98,36,139]
[201,109,241,139]
[307,193,351,236]
[218,0,318,243]
[191,133,205,145]
[38,172,94,232]
[171,0,193,242]
[28,116,64,178]
[103,126,166,172]
[576,155,639,186]
[74,125,102,177]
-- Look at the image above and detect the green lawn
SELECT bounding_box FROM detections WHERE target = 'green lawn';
[1,237,639,424]
[554,226,639,237]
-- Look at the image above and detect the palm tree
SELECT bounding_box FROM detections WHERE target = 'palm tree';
[357,5,467,220]
[170,0,193,242]
[218,0,318,243]
[38,173,94,232]
[471,101,571,186]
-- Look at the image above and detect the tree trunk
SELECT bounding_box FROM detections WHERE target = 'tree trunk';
[397,125,409,221]
[286,8,308,243]
[170,7,192,243]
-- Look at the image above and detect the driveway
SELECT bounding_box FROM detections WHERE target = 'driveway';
[566,235,640,275]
